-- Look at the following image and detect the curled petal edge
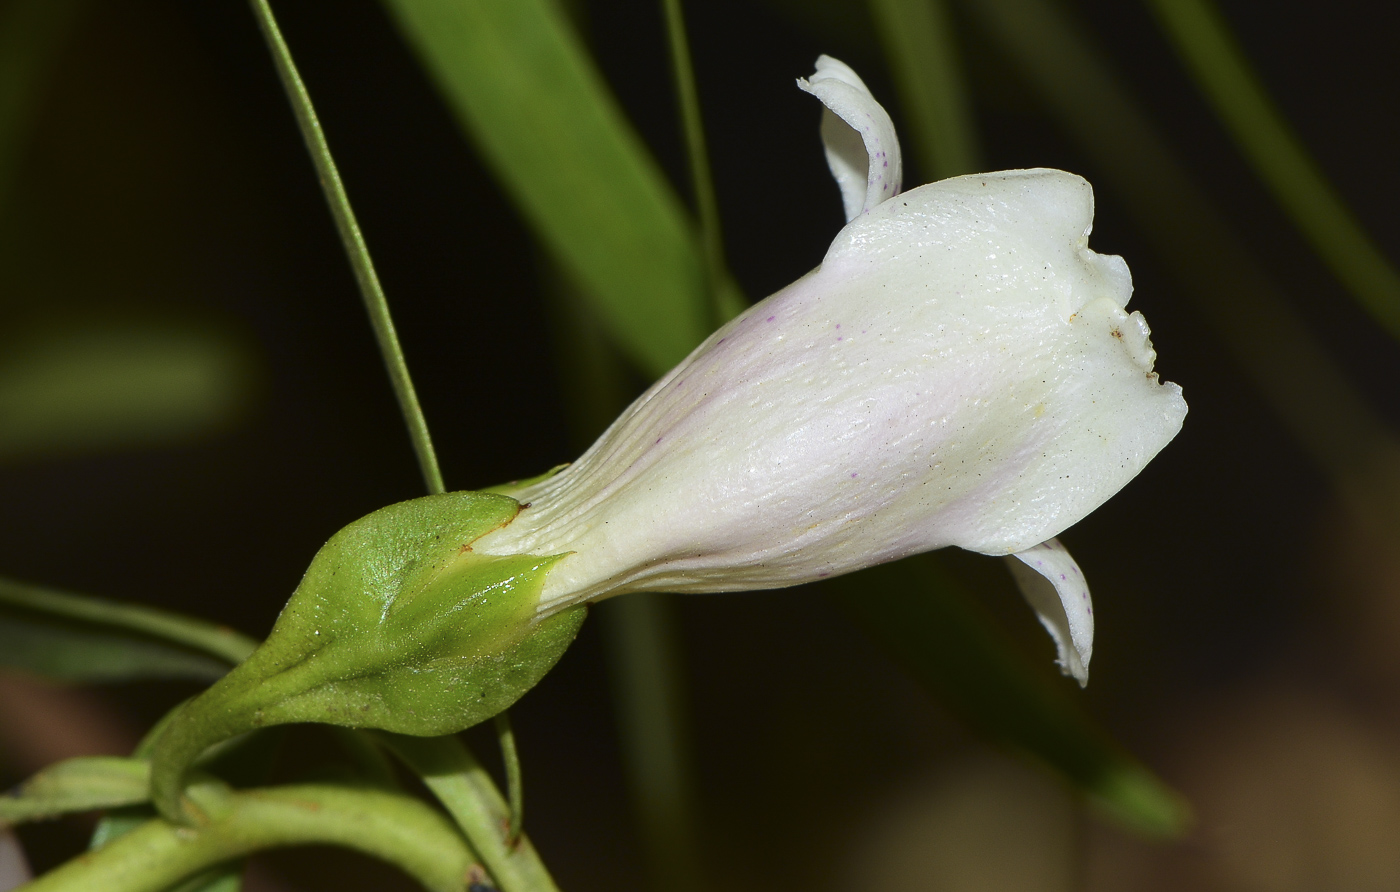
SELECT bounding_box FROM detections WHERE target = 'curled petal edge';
[797,55,902,221]
[1007,539,1094,686]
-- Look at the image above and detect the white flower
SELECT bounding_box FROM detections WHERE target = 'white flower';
[476,56,1186,685]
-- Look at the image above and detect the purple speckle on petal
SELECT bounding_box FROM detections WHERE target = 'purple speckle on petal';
[818,572,830,578]
[836,323,841,329]
[837,337,843,342]
[850,472,858,478]
[883,160,888,168]
[655,437,662,444]
[767,315,775,322]
[1060,573,1067,580]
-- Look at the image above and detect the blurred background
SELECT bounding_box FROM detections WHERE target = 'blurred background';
[1,0,1398,890]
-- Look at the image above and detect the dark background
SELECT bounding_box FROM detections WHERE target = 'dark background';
[2,0,1398,889]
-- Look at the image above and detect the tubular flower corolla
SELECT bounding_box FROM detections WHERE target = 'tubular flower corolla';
[476,56,1187,685]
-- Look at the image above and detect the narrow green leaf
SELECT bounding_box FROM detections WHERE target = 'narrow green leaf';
[1143,0,1400,342]
[0,757,150,825]
[249,0,444,494]
[30,782,477,892]
[0,324,254,463]
[661,0,744,326]
[599,594,708,892]
[377,733,561,892]
[831,556,1191,837]
[381,0,709,376]
[867,0,982,179]
[0,576,258,671]
[0,612,231,683]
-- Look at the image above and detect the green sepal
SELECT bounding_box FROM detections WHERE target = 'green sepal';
[150,491,585,824]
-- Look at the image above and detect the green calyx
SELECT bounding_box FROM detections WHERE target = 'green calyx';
[150,490,585,824]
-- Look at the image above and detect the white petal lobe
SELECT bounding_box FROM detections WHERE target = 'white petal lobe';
[474,170,1186,620]
[797,55,902,221]
[1008,539,1093,686]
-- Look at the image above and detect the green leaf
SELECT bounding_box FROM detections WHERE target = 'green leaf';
[0,324,255,463]
[0,611,232,683]
[378,733,560,892]
[380,0,709,377]
[831,555,1191,838]
[0,576,257,684]
[37,782,476,892]
[0,757,150,825]
[867,0,981,179]
[149,491,586,824]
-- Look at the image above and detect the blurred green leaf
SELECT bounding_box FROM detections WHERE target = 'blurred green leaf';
[1143,0,1400,342]
[832,555,1191,838]
[381,0,709,377]
[867,0,981,179]
[0,0,83,210]
[0,576,256,683]
[0,757,149,825]
[0,324,255,462]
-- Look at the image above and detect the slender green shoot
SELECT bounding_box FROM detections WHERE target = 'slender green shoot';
[661,0,739,325]
[27,781,477,892]
[1143,0,1400,341]
[494,712,524,844]
[867,0,981,180]
[601,593,708,892]
[247,0,444,494]
[0,576,257,666]
[376,733,562,892]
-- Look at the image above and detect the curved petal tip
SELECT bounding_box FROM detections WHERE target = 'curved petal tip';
[1007,539,1094,686]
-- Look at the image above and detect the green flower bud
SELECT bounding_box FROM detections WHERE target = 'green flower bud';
[151,491,583,824]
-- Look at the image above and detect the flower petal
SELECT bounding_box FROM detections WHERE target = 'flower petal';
[0,829,31,892]
[1007,539,1093,685]
[797,55,903,221]
[476,170,1185,615]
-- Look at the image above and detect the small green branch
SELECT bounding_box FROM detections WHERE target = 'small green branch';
[0,576,257,666]
[248,0,444,494]
[377,733,561,892]
[601,594,707,892]
[660,0,739,325]
[1143,0,1400,341]
[20,782,478,892]
[493,713,524,844]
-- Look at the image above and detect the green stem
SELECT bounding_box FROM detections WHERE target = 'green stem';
[660,0,737,326]
[1142,0,1400,342]
[0,576,257,666]
[20,782,477,892]
[247,0,444,495]
[493,713,524,844]
[601,594,707,892]
[377,733,560,892]
[867,0,981,180]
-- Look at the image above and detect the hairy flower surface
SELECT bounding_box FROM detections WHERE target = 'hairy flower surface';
[477,57,1186,684]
